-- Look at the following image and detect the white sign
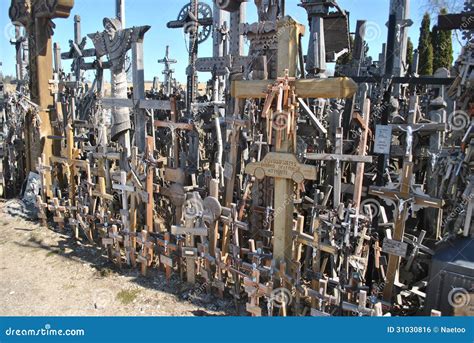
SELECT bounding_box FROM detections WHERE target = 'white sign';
[382,238,408,258]
[374,125,392,155]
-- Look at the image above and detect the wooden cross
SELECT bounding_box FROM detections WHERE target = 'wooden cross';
[9,0,74,179]
[35,195,48,227]
[102,224,123,268]
[158,45,177,96]
[297,278,337,316]
[373,235,386,280]
[136,230,154,276]
[47,197,66,229]
[243,266,272,317]
[112,171,135,265]
[220,204,248,251]
[73,202,94,244]
[369,152,444,301]
[402,230,434,271]
[235,17,357,272]
[221,116,249,255]
[212,248,226,298]
[153,118,194,172]
[197,243,214,293]
[171,200,208,284]
[353,98,371,213]
[145,136,155,234]
[156,232,178,282]
[305,128,373,208]
[342,290,380,316]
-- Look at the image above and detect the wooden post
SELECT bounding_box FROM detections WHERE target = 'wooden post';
[132,40,147,153]
[353,98,371,213]
[9,0,74,196]
[145,136,154,233]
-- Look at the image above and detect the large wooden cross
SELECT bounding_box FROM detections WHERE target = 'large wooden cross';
[234,16,357,270]
[9,0,74,193]
[369,128,444,301]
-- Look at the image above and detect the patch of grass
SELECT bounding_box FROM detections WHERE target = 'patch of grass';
[46,251,58,257]
[116,289,140,305]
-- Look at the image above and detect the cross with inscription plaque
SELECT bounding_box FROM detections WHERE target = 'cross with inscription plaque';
[369,135,444,301]
[236,16,357,273]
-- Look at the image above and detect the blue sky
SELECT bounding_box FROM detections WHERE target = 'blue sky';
[0,0,463,83]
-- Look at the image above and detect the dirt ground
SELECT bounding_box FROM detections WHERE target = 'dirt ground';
[0,199,236,316]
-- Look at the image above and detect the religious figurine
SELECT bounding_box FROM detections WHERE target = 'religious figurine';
[397,124,424,157]
[254,0,279,22]
[88,18,150,146]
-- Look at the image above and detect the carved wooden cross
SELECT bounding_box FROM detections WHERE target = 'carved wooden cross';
[172,195,208,284]
[102,224,123,268]
[156,232,178,282]
[88,18,150,153]
[9,0,74,183]
[369,155,443,302]
[234,17,357,272]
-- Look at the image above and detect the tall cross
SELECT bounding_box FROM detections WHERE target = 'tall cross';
[235,17,357,271]
[9,0,74,191]
[158,46,177,96]
[88,18,150,154]
[369,126,444,301]
[167,0,213,115]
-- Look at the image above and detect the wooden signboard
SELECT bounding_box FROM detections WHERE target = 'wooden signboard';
[382,238,408,258]
[245,152,317,184]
